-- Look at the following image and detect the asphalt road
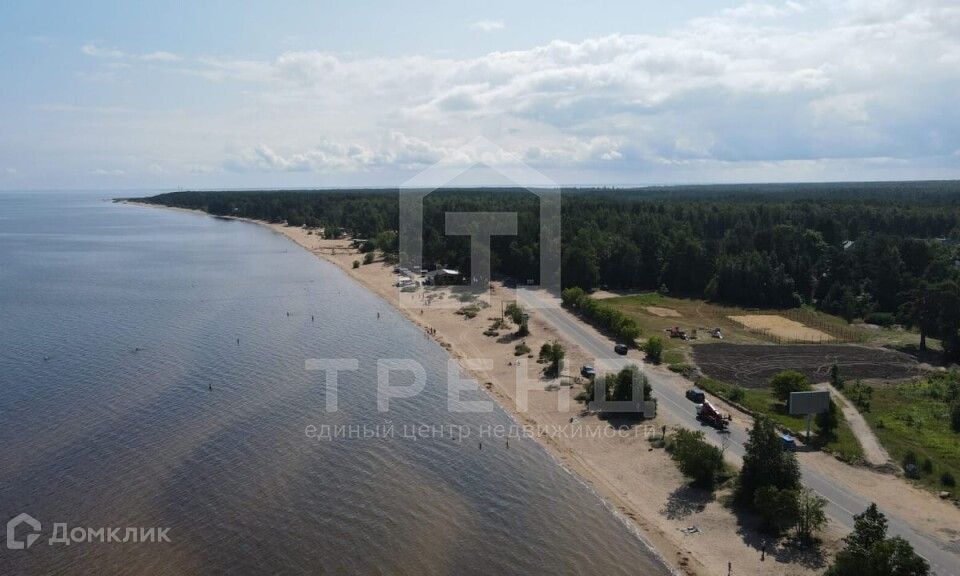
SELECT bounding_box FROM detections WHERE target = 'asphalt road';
[519,290,959,576]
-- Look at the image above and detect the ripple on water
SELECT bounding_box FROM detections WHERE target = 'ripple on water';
[0,193,670,575]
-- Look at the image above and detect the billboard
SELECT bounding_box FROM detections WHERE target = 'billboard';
[788,390,831,416]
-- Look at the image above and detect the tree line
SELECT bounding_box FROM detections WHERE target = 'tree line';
[145,182,960,360]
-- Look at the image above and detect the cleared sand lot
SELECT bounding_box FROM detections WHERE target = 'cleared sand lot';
[729,314,833,343]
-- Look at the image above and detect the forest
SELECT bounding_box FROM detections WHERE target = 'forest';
[143,181,960,361]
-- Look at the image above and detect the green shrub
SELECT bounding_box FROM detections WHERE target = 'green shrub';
[942,471,956,487]
[728,386,746,403]
[607,365,651,402]
[645,336,664,364]
[505,302,524,325]
[538,343,552,363]
[845,380,873,412]
[514,342,531,356]
[582,365,652,410]
[457,305,480,319]
[560,287,586,306]
[517,318,530,337]
[830,362,845,390]
[352,260,360,269]
[504,303,529,336]
[771,370,811,402]
[670,428,725,488]
[362,252,374,264]
[864,312,896,327]
[539,340,564,376]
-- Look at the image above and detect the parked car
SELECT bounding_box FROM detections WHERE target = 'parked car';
[685,388,706,403]
[580,365,596,379]
[780,433,797,451]
[614,343,628,355]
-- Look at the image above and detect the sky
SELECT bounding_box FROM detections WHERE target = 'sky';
[1,0,959,190]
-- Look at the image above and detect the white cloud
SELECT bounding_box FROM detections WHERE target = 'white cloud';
[81,43,127,59]
[91,168,125,176]
[223,133,451,173]
[49,0,960,183]
[470,20,505,32]
[719,1,807,20]
[82,42,182,62]
[810,92,873,124]
[141,51,181,62]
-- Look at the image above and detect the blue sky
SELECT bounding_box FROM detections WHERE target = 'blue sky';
[2,0,959,190]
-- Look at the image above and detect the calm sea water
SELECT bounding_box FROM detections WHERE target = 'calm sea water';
[0,192,669,575]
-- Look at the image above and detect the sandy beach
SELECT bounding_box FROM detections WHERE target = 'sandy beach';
[244,217,843,576]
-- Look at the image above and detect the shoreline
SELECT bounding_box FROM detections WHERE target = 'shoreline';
[127,200,836,576]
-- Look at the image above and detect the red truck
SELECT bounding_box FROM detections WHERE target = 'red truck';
[696,400,729,430]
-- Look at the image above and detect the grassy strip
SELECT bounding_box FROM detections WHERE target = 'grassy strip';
[863,379,959,497]
[662,348,686,365]
[698,378,864,463]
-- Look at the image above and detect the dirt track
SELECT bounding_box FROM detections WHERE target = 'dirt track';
[816,382,892,466]
[692,343,924,388]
